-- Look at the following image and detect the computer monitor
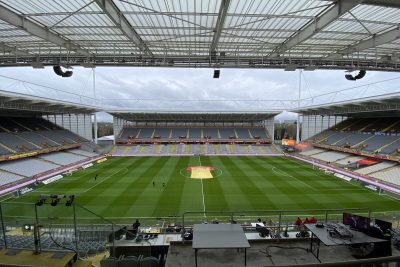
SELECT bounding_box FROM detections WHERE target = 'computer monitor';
[343,212,370,231]
[375,219,392,234]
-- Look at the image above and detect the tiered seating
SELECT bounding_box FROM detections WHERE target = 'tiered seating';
[0,132,38,153]
[325,132,352,145]
[310,151,348,162]
[355,161,397,175]
[189,128,202,138]
[154,128,170,138]
[299,148,326,156]
[119,128,139,139]
[335,156,365,166]
[363,135,399,152]
[69,148,98,157]
[203,128,219,139]
[17,131,59,147]
[236,128,251,139]
[0,170,25,186]
[0,158,59,177]
[219,128,236,138]
[308,117,400,157]
[39,130,78,144]
[335,133,373,147]
[171,128,187,138]
[138,128,154,138]
[38,152,86,165]
[111,144,278,155]
[370,166,400,186]
[250,128,267,138]
[381,140,400,154]
[118,126,269,141]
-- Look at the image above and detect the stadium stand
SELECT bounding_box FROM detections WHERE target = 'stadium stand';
[0,158,59,177]
[38,152,87,165]
[305,117,400,162]
[299,148,326,156]
[0,170,25,186]
[369,166,400,186]
[117,126,269,143]
[309,151,349,162]
[355,161,397,175]
[335,156,365,166]
[68,148,98,157]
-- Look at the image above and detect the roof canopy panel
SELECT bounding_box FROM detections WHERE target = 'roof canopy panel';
[111,111,278,122]
[0,0,399,70]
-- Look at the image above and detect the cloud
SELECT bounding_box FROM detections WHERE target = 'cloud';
[0,66,399,122]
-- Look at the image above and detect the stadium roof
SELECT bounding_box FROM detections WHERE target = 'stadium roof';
[0,90,99,115]
[0,0,400,71]
[293,92,400,117]
[110,111,278,122]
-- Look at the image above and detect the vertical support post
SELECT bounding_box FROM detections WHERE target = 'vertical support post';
[34,204,41,253]
[73,204,79,253]
[325,210,328,223]
[94,113,98,144]
[0,203,7,248]
[93,67,98,144]
[278,211,282,237]
[296,70,301,143]
[111,223,116,258]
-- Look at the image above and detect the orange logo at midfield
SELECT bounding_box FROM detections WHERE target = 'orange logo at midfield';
[186,166,215,179]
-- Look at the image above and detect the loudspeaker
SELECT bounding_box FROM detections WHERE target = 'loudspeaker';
[53,65,73,77]
[213,70,220,78]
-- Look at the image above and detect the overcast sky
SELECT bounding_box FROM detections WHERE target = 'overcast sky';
[0,66,399,122]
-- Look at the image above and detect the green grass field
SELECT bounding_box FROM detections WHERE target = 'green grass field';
[4,156,400,224]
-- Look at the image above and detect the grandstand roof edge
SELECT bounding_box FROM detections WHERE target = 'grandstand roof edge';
[292,93,400,116]
[0,90,99,114]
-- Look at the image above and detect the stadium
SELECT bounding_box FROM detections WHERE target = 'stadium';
[0,0,399,266]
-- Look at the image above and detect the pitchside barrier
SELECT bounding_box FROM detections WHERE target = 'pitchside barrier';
[0,201,399,254]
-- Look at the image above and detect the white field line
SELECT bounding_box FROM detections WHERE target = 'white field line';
[79,168,128,194]
[271,166,317,191]
[198,156,206,217]
[5,210,398,220]
[289,157,400,202]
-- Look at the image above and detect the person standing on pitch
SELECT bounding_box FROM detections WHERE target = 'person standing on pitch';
[162,182,166,188]
[153,181,155,187]
[94,174,98,180]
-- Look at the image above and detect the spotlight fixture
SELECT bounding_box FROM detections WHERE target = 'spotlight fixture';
[213,69,220,79]
[66,195,76,207]
[36,194,50,206]
[53,65,73,77]
[50,194,66,207]
[285,64,298,71]
[345,69,366,81]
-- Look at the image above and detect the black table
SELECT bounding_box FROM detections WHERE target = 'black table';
[305,223,387,262]
[192,224,250,267]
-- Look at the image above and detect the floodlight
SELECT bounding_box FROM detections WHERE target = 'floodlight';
[31,62,44,69]
[81,62,95,68]
[304,65,317,71]
[213,69,220,78]
[345,69,366,81]
[53,65,73,77]
[66,195,76,206]
[285,64,298,71]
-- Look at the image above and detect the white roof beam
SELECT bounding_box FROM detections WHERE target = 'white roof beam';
[269,0,362,58]
[0,5,91,57]
[327,27,400,59]
[95,0,153,57]
[0,42,30,56]
[210,0,231,53]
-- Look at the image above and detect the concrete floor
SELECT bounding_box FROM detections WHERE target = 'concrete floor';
[166,239,398,267]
